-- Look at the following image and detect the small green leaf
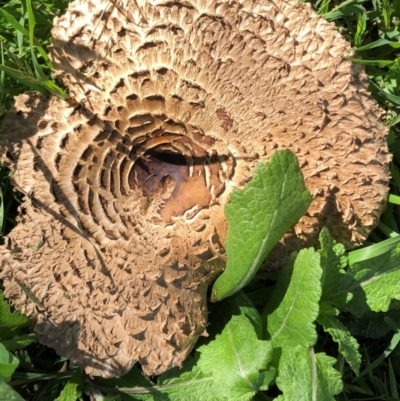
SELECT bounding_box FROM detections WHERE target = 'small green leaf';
[0,343,19,382]
[317,314,361,375]
[343,243,400,316]
[55,369,84,401]
[275,347,343,401]
[212,149,312,301]
[1,334,37,352]
[263,248,322,349]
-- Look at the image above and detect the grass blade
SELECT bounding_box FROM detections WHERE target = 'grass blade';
[355,325,400,380]
[0,8,49,62]
[370,82,400,107]
[0,187,3,236]
[355,38,400,51]
[354,12,367,47]
[388,358,398,398]
[347,57,395,67]
[388,194,400,205]
[382,0,392,30]
[347,235,400,264]
[0,40,5,115]
[0,64,48,93]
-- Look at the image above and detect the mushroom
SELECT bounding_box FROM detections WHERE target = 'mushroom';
[0,0,390,378]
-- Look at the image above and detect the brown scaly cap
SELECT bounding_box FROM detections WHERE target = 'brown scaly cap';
[0,0,391,377]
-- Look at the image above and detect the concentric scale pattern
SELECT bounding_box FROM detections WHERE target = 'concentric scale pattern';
[0,0,390,377]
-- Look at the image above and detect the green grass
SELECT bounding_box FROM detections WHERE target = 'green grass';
[1,0,400,400]
[0,0,68,115]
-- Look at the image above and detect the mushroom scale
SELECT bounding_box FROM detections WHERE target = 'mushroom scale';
[0,0,391,378]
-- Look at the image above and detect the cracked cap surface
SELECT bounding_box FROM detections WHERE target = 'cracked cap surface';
[0,0,391,378]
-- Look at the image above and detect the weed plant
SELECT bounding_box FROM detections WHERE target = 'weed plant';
[0,0,400,400]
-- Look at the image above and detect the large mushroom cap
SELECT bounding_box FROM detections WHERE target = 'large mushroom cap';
[0,0,390,378]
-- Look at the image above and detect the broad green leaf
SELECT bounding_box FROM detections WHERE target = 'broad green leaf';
[263,248,322,349]
[197,315,273,400]
[318,228,347,309]
[232,291,264,338]
[243,280,275,309]
[56,369,83,401]
[0,343,19,381]
[343,243,400,316]
[154,314,273,401]
[0,378,25,401]
[152,363,217,401]
[0,292,28,341]
[212,149,311,301]
[317,314,361,375]
[274,347,342,401]
[260,254,296,320]
[1,334,37,352]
